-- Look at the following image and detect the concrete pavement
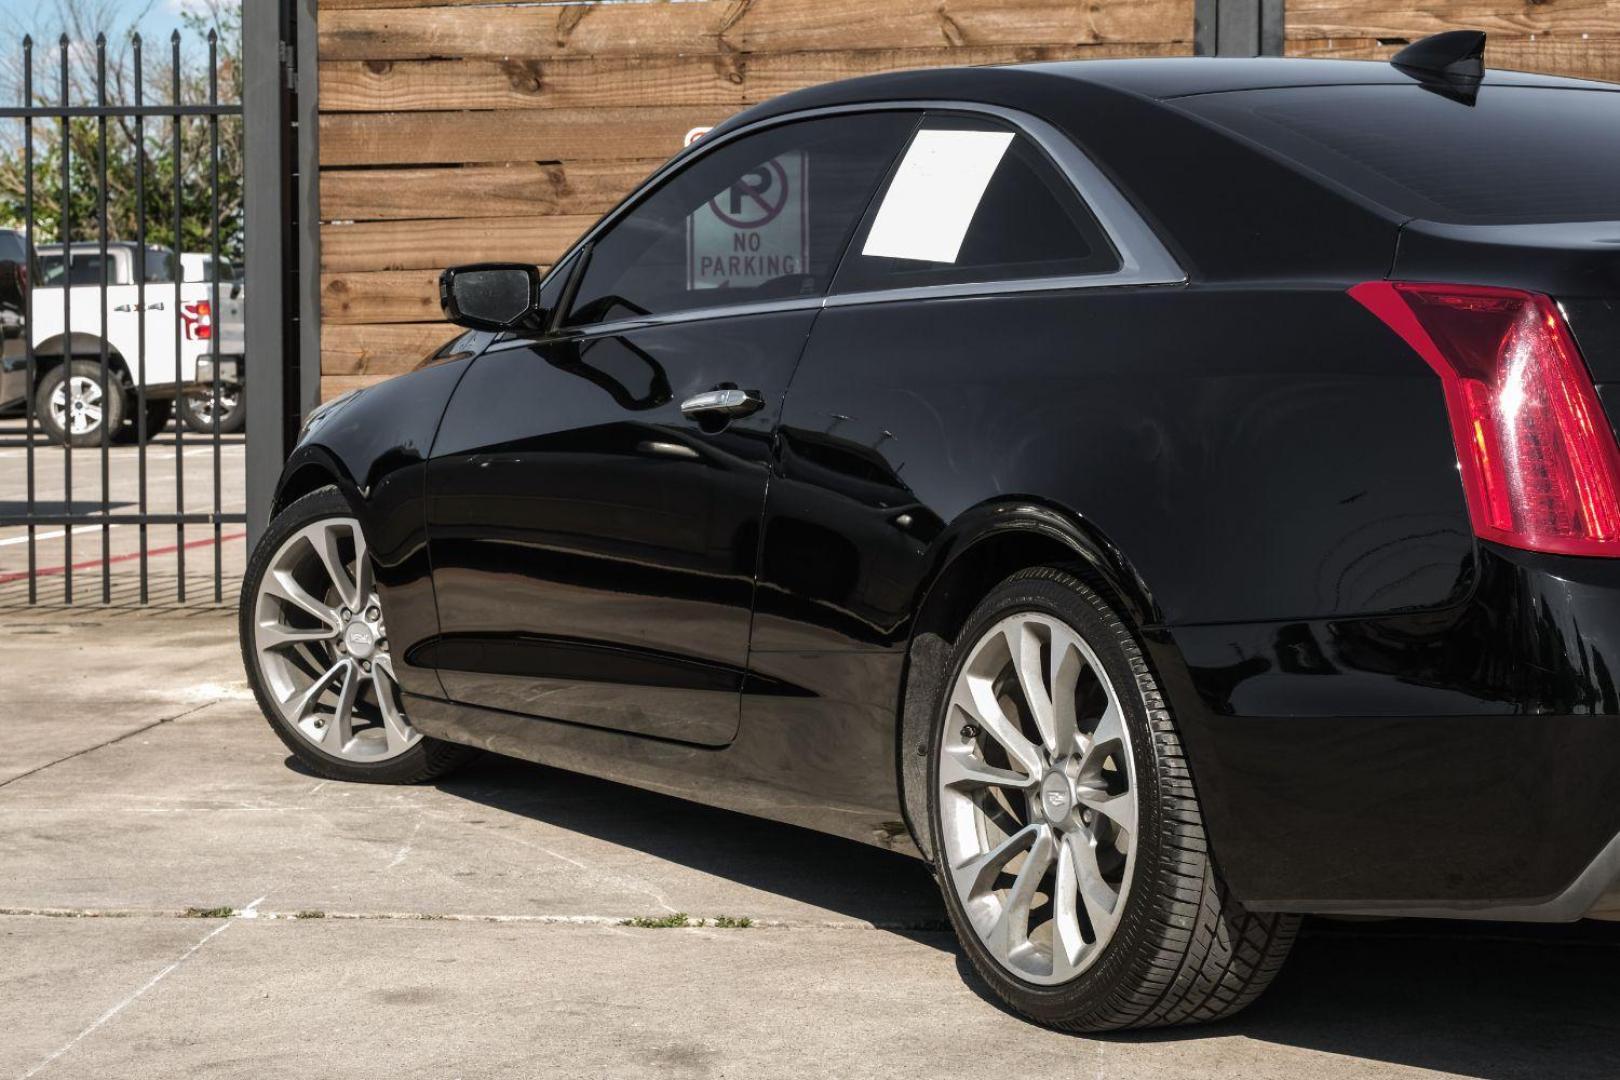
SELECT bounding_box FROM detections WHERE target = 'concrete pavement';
[3,609,1619,1079]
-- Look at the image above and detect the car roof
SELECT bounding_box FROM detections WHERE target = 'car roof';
[1017,56,1617,99]
[725,56,1616,130]
[39,241,147,254]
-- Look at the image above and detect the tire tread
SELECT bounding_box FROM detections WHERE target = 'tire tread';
[930,565,1299,1032]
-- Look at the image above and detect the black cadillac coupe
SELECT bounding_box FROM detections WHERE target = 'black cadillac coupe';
[242,33,1620,1030]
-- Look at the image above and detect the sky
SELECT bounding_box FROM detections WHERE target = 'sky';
[5,0,225,52]
[102,0,208,43]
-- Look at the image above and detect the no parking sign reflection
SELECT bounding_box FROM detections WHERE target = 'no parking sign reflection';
[686,151,809,291]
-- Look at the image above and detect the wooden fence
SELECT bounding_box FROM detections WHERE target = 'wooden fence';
[316,0,1620,399]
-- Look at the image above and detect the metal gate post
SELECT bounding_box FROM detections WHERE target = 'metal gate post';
[243,0,319,549]
[1196,0,1285,57]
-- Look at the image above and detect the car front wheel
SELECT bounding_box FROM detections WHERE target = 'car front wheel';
[239,486,474,784]
[928,566,1299,1031]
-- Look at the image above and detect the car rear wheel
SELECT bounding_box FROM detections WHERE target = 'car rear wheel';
[927,566,1299,1031]
[240,486,475,784]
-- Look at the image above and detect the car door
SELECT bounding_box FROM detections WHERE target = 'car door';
[424,111,918,746]
[741,111,1152,803]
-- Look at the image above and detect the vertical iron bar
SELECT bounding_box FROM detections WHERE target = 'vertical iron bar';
[171,31,185,602]
[22,36,37,603]
[134,34,149,603]
[58,35,72,603]
[244,0,302,550]
[96,34,110,603]
[208,30,222,602]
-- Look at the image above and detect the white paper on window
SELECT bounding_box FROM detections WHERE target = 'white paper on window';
[860,129,1015,265]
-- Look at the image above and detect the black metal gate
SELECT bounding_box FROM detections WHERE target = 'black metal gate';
[1,30,245,605]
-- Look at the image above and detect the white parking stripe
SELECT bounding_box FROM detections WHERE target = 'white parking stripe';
[0,523,121,547]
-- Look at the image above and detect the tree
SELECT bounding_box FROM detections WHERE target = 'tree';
[0,0,243,265]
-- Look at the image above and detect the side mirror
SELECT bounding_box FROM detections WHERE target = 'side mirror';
[439,263,546,332]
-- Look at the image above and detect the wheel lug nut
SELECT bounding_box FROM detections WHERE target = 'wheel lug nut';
[361,660,371,672]
[365,605,380,622]
[339,607,352,622]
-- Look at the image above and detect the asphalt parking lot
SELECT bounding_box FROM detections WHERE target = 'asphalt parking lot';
[4,609,1620,1079]
[0,418,246,608]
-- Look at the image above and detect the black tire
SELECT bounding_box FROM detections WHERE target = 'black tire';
[114,395,174,444]
[239,485,476,785]
[35,359,125,447]
[179,383,245,434]
[926,566,1299,1031]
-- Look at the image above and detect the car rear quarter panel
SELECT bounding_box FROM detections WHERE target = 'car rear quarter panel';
[756,283,1473,654]
[757,280,1498,905]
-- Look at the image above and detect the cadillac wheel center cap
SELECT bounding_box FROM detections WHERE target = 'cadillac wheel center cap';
[345,621,376,660]
[1040,771,1073,824]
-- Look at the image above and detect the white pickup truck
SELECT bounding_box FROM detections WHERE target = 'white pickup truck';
[12,241,245,445]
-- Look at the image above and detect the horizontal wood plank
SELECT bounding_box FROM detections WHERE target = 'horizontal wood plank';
[322,322,460,377]
[737,0,1194,52]
[319,1,1194,62]
[1286,0,1620,41]
[321,214,596,272]
[322,374,391,400]
[324,269,443,324]
[321,0,503,9]
[319,41,1188,113]
[1287,33,1620,83]
[321,160,655,221]
[320,106,713,166]
[320,53,750,112]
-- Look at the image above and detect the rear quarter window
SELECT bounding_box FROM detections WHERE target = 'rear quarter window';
[834,114,1119,293]
[1176,84,1620,225]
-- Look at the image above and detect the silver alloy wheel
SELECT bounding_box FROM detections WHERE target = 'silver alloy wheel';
[251,517,420,762]
[188,385,240,427]
[938,612,1139,985]
[50,375,103,435]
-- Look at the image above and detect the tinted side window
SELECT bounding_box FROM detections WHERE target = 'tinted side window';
[834,115,1118,294]
[564,112,917,328]
[538,248,581,319]
[146,250,175,283]
[0,232,23,311]
[67,254,107,285]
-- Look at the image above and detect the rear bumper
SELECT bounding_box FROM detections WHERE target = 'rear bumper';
[1159,543,1620,921]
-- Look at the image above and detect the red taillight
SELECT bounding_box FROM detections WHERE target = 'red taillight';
[1351,281,1620,557]
[181,299,212,341]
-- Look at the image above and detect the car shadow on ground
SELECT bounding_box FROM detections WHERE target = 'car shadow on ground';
[951,909,1620,1076]
[317,749,1620,1071]
[430,751,950,935]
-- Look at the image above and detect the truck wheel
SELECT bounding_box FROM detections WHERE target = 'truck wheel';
[36,360,125,447]
[179,384,245,434]
[115,396,174,444]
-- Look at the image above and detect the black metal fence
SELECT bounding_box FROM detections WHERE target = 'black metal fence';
[1,30,245,604]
